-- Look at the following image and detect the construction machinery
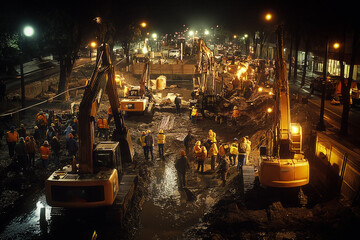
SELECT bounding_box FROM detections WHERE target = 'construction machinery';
[45,43,134,208]
[259,26,309,188]
[120,59,154,115]
[192,39,219,113]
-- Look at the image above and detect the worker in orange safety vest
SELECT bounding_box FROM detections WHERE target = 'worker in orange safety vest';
[6,126,18,158]
[40,140,50,169]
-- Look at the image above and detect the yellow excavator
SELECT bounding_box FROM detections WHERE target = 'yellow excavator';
[45,43,134,207]
[192,39,219,113]
[259,26,309,188]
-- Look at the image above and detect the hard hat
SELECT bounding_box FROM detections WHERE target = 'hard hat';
[159,129,163,134]
[74,119,78,123]
[34,126,39,129]
[192,106,195,108]
[147,130,151,134]
[209,129,213,133]
[181,150,186,156]
[20,123,25,128]
[25,136,30,141]
[142,131,146,135]
[195,141,201,146]
[68,133,73,138]
[51,123,55,126]
[19,137,24,142]
[233,106,238,110]
[233,138,238,141]
[53,136,57,139]
[44,140,49,145]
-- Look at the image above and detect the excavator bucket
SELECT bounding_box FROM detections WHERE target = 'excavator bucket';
[112,127,134,162]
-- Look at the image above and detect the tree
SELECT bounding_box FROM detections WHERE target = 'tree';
[39,6,91,101]
[340,30,358,136]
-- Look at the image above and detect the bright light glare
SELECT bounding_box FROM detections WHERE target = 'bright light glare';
[292,126,300,134]
[333,42,340,49]
[140,22,147,28]
[267,107,273,113]
[258,87,263,92]
[23,26,34,37]
[152,33,157,39]
[265,13,272,21]
[90,41,97,48]
[204,30,209,35]
[189,31,194,36]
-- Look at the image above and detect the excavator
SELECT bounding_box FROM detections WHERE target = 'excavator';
[45,43,134,208]
[192,39,218,113]
[119,58,154,115]
[259,26,309,188]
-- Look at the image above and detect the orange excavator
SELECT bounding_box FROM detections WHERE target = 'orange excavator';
[45,43,134,207]
[259,26,309,188]
[120,58,154,115]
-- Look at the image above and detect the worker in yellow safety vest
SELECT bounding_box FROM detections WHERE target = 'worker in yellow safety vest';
[140,131,147,159]
[207,129,217,145]
[229,138,239,166]
[157,129,166,159]
[191,106,198,123]
[208,142,218,170]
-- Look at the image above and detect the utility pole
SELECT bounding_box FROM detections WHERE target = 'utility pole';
[317,38,328,131]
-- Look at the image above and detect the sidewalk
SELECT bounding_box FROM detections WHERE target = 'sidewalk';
[288,69,360,147]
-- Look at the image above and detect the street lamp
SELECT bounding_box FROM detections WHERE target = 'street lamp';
[265,13,272,21]
[20,25,35,110]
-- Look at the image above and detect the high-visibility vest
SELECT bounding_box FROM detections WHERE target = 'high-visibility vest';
[6,131,18,143]
[107,107,113,115]
[157,133,165,144]
[232,109,239,118]
[36,114,47,126]
[218,145,226,157]
[40,146,50,160]
[140,135,146,147]
[200,147,207,160]
[102,119,109,129]
[193,145,202,158]
[191,108,197,116]
[208,131,216,143]
[209,143,218,157]
[230,142,239,155]
[97,118,104,128]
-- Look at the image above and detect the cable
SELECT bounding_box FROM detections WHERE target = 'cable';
[0,85,86,118]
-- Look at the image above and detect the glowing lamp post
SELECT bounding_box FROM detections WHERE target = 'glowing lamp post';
[20,25,35,110]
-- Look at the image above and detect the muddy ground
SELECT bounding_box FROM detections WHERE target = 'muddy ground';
[1,63,360,240]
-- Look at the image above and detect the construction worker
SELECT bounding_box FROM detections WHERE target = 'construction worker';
[18,123,27,138]
[175,150,190,188]
[50,136,61,167]
[183,130,195,158]
[196,146,207,173]
[231,106,239,125]
[208,141,218,170]
[145,130,154,161]
[66,133,78,160]
[6,126,18,158]
[238,137,248,172]
[35,111,47,137]
[174,94,181,114]
[157,129,165,159]
[33,126,41,147]
[245,136,251,165]
[46,123,57,142]
[207,129,217,147]
[107,106,113,125]
[218,142,226,161]
[229,138,239,166]
[40,140,50,169]
[140,131,147,160]
[102,118,110,140]
[217,154,229,187]
[97,117,104,138]
[191,106,198,123]
[26,136,37,168]
[15,137,28,170]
